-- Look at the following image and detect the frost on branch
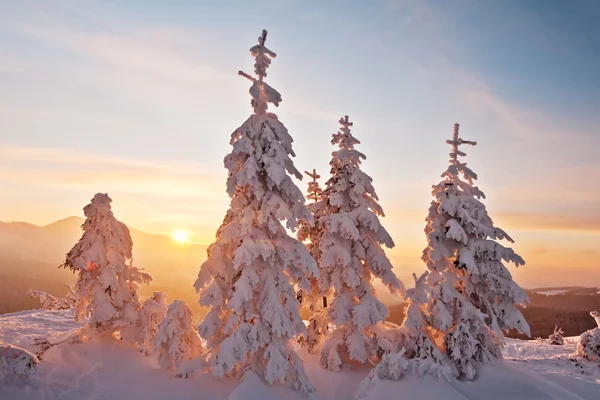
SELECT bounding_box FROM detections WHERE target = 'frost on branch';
[421,123,529,379]
[194,30,318,393]
[317,116,404,371]
[61,193,152,338]
[575,311,600,363]
[28,285,77,310]
[154,300,203,372]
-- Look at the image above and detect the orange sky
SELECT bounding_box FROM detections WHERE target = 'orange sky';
[1,1,599,289]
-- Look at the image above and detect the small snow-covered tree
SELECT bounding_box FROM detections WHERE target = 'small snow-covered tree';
[548,326,565,345]
[154,300,203,371]
[28,285,76,311]
[576,311,600,363]
[354,347,410,399]
[299,310,329,355]
[359,272,454,390]
[318,116,404,371]
[137,292,168,355]
[61,193,151,337]
[422,123,529,379]
[193,30,318,393]
[398,272,455,377]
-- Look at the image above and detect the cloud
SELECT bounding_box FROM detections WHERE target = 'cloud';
[379,0,598,146]
[0,1,230,84]
[0,145,226,200]
[495,212,600,234]
[0,145,231,242]
[0,2,337,128]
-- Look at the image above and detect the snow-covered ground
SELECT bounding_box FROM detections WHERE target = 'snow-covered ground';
[536,289,570,296]
[1,309,599,399]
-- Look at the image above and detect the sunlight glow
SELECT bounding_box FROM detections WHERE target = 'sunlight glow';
[170,230,190,243]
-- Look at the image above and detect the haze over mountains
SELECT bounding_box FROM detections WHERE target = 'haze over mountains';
[0,216,207,315]
[0,216,409,316]
[1,216,599,340]
[2,216,599,338]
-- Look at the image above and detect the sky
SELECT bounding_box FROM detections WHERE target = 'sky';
[0,0,599,288]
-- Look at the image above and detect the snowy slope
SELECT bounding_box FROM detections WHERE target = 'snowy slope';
[1,309,599,399]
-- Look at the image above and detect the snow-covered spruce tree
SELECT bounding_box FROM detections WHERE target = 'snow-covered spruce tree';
[61,193,151,338]
[137,292,168,355]
[154,300,203,371]
[318,116,404,371]
[297,169,331,353]
[575,311,600,363]
[422,123,529,379]
[193,30,318,393]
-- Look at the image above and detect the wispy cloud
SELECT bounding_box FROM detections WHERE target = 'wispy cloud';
[495,212,600,233]
[0,145,226,199]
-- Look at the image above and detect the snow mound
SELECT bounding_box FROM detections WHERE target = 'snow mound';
[0,344,38,385]
[0,310,599,399]
[0,309,83,354]
[228,370,308,400]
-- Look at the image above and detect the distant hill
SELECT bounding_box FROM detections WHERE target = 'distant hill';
[387,288,600,339]
[0,217,207,315]
[3,217,600,340]
[0,216,403,316]
[529,287,600,296]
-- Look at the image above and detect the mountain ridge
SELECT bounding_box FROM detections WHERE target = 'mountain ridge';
[0,216,207,315]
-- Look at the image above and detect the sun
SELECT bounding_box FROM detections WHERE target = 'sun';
[170,230,190,244]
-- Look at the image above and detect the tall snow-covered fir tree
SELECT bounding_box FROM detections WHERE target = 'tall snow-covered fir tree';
[318,116,404,371]
[61,193,152,337]
[193,30,319,393]
[422,123,530,379]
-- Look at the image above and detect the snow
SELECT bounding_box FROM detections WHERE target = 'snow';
[1,309,599,399]
[537,289,570,296]
[0,309,82,351]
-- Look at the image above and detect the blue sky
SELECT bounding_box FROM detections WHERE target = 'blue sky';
[0,0,599,287]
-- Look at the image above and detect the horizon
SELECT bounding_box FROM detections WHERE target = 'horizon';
[1,213,598,291]
[1,0,599,289]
